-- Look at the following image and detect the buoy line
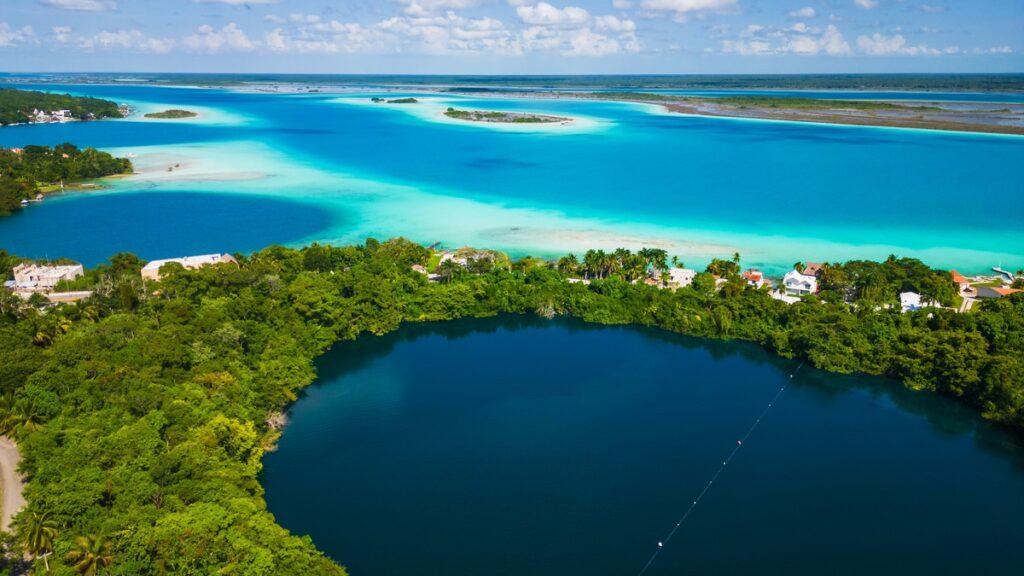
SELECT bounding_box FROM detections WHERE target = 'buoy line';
[635,361,804,576]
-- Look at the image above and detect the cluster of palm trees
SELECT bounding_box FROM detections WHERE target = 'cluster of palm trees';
[21,511,113,574]
[558,248,675,282]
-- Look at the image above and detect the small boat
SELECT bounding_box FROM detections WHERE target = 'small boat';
[20,199,29,207]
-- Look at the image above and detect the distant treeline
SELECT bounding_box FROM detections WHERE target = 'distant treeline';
[4,73,1023,92]
[0,144,133,215]
[0,88,124,126]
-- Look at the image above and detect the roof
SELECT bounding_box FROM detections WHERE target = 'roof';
[802,262,824,276]
[142,253,234,272]
[991,287,1023,296]
[950,270,969,284]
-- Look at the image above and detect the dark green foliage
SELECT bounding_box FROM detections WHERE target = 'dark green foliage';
[142,109,197,119]
[0,238,1021,574]
[0,88,124,126]
[0,144,133,215]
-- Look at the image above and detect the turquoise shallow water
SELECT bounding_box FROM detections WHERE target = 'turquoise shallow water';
[262,317,1024,576]
[0,83,1022,272]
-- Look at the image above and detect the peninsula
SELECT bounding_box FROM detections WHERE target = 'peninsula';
[0,87,126,126]
[473,90,1024,135]
[0,144,133,215]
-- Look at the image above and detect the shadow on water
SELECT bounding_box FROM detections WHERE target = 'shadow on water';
[309,314,1024,471]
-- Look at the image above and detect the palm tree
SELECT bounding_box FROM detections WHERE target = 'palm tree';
[671,255,680,269]
[732,252,741,265]
[65,534,113,576]
[556,254,579,276]
[436,259,463,284]
[23,511,59,572]
[793,261,805,272]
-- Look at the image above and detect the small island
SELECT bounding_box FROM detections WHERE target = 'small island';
[0,87,126,126]
[144,109,198,119]
[371,97,419,104]
[444,107,571,124]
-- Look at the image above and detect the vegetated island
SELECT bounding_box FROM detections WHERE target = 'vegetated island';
[465,90,1024,135]
[0,144,133,216]
[0,238,1022,573]
[444,107,571,124]
[143,109,198,119]
[0,87,127,126]
[371,97,419,104]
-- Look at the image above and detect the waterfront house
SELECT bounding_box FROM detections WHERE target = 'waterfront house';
[666,268,697,289]
[141,253,238,281]
[11,262,84,292]
[802,262,824,277]
[976,286,1023,299]
[741,269,770,289]
[783,269,818,296]
[950,270,970,290]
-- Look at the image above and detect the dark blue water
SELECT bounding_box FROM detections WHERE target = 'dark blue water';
[0,192,334,265]
[262,317,1024,576]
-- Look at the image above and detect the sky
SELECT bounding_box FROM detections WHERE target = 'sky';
[0,0,1021,74]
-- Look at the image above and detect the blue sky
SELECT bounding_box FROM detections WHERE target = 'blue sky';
[1,0,1020,73]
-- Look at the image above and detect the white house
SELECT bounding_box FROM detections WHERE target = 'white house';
[10,263,84,293]
[141,253,238,281]
[900,291,923,312]
[741,268,770,289]
[783,270,817,296]
[666,267,697,289]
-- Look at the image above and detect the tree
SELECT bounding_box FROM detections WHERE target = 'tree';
[22,511,58,572]
[556,254,579,276]
[65,534,113,576]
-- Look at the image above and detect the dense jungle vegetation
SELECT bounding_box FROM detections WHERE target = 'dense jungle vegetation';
[0,144,133,215]
[0,88,123,126]
[0,240,1021,574]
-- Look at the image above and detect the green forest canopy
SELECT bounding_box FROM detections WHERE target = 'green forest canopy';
[0,239,1021,574]
[0,144,133,216]
[0,88,124,126]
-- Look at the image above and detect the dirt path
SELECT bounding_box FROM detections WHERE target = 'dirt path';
[0,436,25,532]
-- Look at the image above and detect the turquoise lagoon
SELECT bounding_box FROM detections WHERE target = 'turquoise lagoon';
[0,83,1022,272]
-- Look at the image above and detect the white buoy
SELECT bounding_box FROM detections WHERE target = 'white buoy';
[658,542,663,548]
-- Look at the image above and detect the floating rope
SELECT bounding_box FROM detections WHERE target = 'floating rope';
[635,361,804,576]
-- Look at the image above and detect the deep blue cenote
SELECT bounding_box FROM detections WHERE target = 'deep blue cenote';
[262,317,1024,576]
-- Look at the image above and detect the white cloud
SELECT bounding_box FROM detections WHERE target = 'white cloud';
[985,46,1012,54]
[856,32,940,55]
[566,28,621,55]
[40,0,116,11]
[399,0,480,17]
[917,4,945,13]
[194,0,279,4]
[88,29,175,53]
[0,23,37,47]
[52,26,72,43]
[183,23,255,52]
[854,0,878,9]
[789,7,815,19]
[613,0,634,8]
[517,3,591,27]
[723,23,849,56]
[640,0,738,21]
